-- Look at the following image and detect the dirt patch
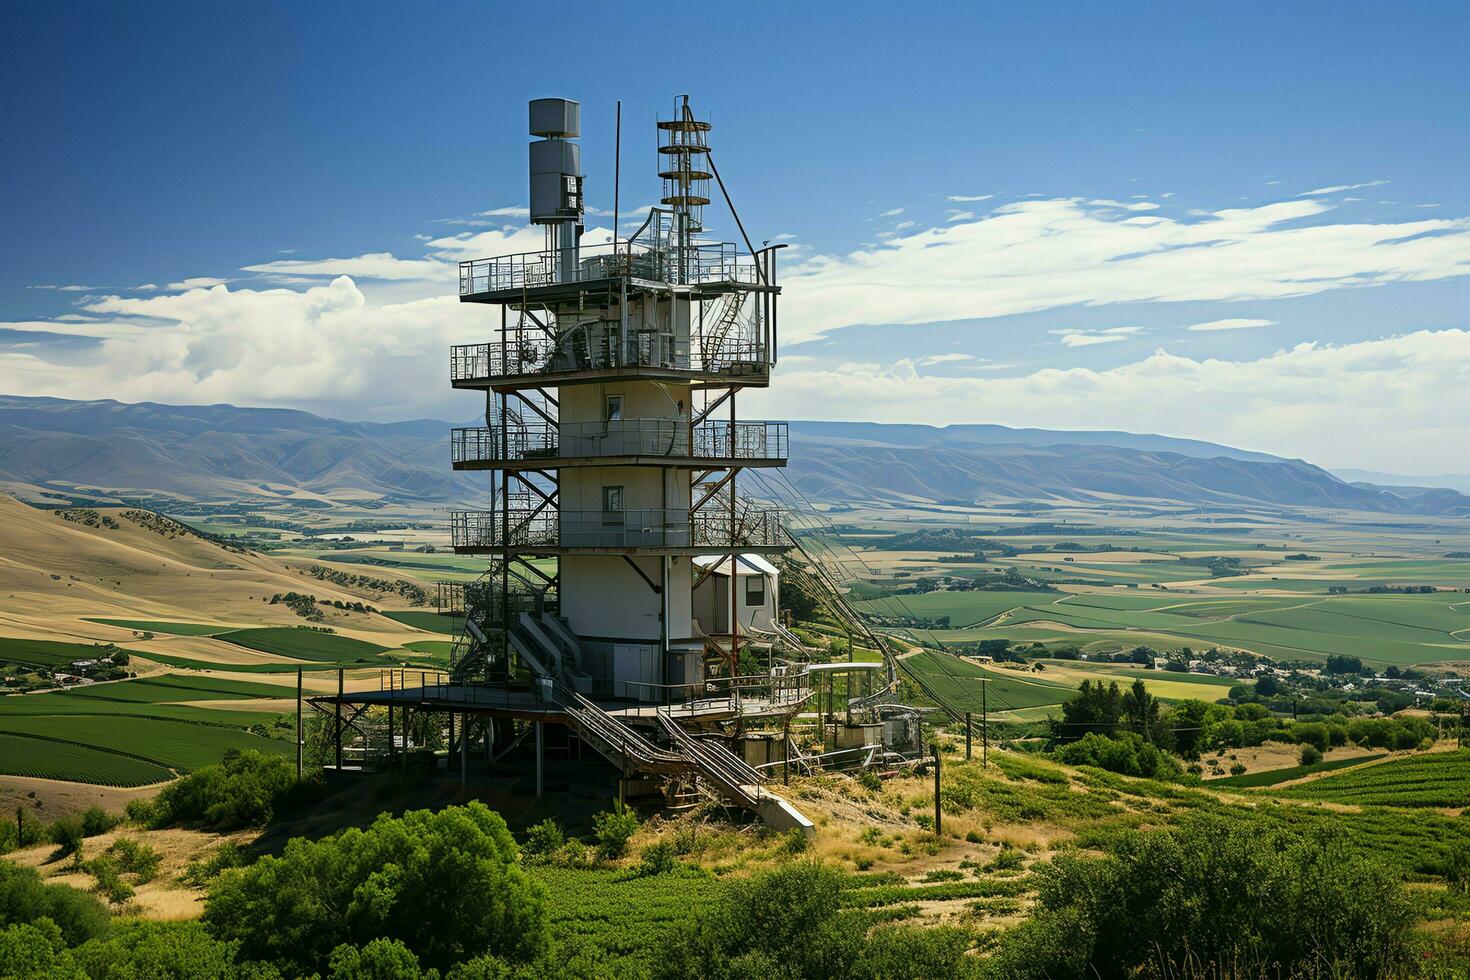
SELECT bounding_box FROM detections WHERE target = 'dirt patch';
[0,774,167,822]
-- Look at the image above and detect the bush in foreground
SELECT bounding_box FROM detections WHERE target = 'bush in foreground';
[203,802,547,974]
[655,861,970,979]
[986,813,1414,979]
[1053,731,1185,780]
[131,749,302,831]
[0,861,109,946]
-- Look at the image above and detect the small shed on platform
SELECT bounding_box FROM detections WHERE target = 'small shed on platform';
[692,553,780,635]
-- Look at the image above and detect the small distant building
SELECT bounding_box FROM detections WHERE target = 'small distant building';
[692,553,779,636]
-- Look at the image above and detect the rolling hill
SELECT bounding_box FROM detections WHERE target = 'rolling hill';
[2,395,1467,516]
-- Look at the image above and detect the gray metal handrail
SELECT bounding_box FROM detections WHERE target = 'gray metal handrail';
[451,420,788,465]
[459,239,763,295]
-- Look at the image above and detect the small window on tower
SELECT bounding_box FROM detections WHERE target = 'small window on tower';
[745,575,766,607]
[605,395,623,422]
[602,485,624,525]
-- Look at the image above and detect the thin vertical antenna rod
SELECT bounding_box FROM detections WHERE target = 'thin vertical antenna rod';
[613,100,621,248]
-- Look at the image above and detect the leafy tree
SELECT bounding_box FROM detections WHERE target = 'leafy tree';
[1299,743,1323,765]
[0,861,109,946]
[1121,678,1168,747]
[0,918,81,979]
[1325,654,1365,675]
[1255,673,1280,696]
[328,938,426,979]
[72,920,247,979]
[1054,680,1123,741]
[204,802,547,974]
[655,861,968,979]
[1163,699,1212,758]
[986,814,1414,979]
[140,749,303,831]
[1054,732,1184,780]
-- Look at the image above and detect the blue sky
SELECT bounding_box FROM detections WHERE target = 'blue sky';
[3,1,1469,474]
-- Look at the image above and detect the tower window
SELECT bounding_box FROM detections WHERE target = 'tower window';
[745,575,765,607]
[601,485,624,525]
[605,394,623,422]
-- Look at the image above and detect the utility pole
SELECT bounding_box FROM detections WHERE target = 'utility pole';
[932,746,941,837]
[982,679,988,767]
[965,711,972,760]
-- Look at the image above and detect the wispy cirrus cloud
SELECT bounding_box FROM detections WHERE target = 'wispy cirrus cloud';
[1049,326,1146,347]
[1298,179,1388,196]
[1185,318,1275,332]
[781,196,1470,343]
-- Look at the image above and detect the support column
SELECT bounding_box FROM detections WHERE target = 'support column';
[295,668,303,780]
[535,721,544,799]
[334,668,343,772]
[461,713,469,790]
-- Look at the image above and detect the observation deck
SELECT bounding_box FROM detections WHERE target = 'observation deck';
[450,507,789,556]
[451,420,788,471]
[458,240,773,303]
[450,336,770,390]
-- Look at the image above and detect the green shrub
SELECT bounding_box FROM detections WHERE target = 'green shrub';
[72,920,243,979]
[636,840,678,877]
[592,807,639,862]
[654,861,969,979]
[1054,732,1184,780]
[181,841,246,887]
[203,802,547,974]
[79,805,120,838]
[47,815,86,862]
[147,749,303,830]
[0,861,109,946]
[327,937,424,979]
[521,818,564,860]
[0,919,77,978]
[1299,743,1323,766]
[985,847,1026,872]
[125,797,158,827]
[86,855,135,905]
[985,813,1415,978]
[106,836,162,884]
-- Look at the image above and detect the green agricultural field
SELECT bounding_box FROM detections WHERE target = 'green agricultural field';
[896,590,1470,667]
[0,732,172,786]
[901,651,1072,713]
[382,611,463,634]
[0,690,283,728]
[83,618,226,635]
[134,650,345,674]
[135,674,300,699]
[0,714,290,775]
[62,674,298,703]
[1271,750,1470,807]
[855,590,1058,628]
[214,627,388,663]
[1210,753,1389,789]
[532,866,722,975]
[0,636,137,668]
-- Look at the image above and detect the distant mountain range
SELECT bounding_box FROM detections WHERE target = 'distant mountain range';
[1,395,1467,517]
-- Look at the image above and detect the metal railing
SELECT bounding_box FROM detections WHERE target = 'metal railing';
[452,507,788,550]
[692,508,788,548]
[450,335,769,383]
[451,420,788,466]
[459,240,762,295]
